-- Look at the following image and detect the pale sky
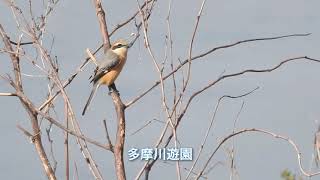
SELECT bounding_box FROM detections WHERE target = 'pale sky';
[1,0,320,179]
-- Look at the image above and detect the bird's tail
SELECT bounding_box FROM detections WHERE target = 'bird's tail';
[82,83,99,116]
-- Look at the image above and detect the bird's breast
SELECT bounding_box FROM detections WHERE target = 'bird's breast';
[98,56,127,86]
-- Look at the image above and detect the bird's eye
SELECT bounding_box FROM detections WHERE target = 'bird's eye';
[117,44,123,48]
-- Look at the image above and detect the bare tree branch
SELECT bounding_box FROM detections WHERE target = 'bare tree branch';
[110,93,127,180]
[109,0,153,36]
[2,1,318,179]
[92,0,111,51]
[37,0,156,112]
[0,23,57,180]
[186,87,258,179]
[0,92,17,96]
[195,128,320,179]
[103,119,114,153]
[17,124,33,139]
[125,33,311,107]
[92,0,128,179]
[86,48,99,67]
[64,104,70,180]
[181,56,320,118]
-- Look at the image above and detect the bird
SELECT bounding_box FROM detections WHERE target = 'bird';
[82,39,129,115]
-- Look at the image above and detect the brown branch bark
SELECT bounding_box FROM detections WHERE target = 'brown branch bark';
[30,34,103,179]
[111,93,126,180]
[0,24,56,180]
[92,0,127,179]
[0,92,17,96]
[92,0,111,51]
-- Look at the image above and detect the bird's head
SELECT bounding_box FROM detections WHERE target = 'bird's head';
[111,39,129,57]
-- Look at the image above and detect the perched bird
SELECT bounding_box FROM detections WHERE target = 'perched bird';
[82,39,129,115]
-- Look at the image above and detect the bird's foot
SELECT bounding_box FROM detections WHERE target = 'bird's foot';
[108,84,120,96]
[108,89,120,96]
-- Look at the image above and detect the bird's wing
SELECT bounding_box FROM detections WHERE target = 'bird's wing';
[90,50,120,83]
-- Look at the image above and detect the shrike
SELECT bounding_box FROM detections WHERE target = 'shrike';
[82,39,129,115]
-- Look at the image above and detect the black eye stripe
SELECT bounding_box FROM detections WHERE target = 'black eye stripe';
[112,43,127,50]
[112,44,121,50]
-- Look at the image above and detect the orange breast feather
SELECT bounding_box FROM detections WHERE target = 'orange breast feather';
[98,56,126,86]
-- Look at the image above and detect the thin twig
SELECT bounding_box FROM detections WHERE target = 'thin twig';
[1,23,57,180]
[195,128,320,179]
[180,56,320,129]
[129,119,164,136]
[32,31,103,179]
[74,161,80,180]
[86,48,99,67]
[64,103,70,180]
[103,119,114,152]
[186,87,258,179]
[229,101,245,180]
[137,0,181,178]
[126,33,311,107]
[0,92,17,96]
[37,0,152,111]
[45,123,58,174]
[17,124,33,138]
[109,0,153,36]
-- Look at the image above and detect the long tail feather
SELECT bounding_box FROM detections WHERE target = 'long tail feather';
[82,83,99,116]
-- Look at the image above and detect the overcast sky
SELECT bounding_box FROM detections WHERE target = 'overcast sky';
[1,0,320,179]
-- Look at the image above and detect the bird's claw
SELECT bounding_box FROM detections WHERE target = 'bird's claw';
[108,90,120,96]
[108,85,120,96]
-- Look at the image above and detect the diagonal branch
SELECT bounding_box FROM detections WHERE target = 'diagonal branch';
[0,23,57,180]
[181,56,320,118]
[103,119,114,152]
[125,33,311,107]
[195,128,320,179]
[36,0,154,112]
[193,33,311,61]
[186,88,258,179]
[109,0,153,36]
[92,0,111,51]
[135,56,320,179]
[4,75,112,151]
